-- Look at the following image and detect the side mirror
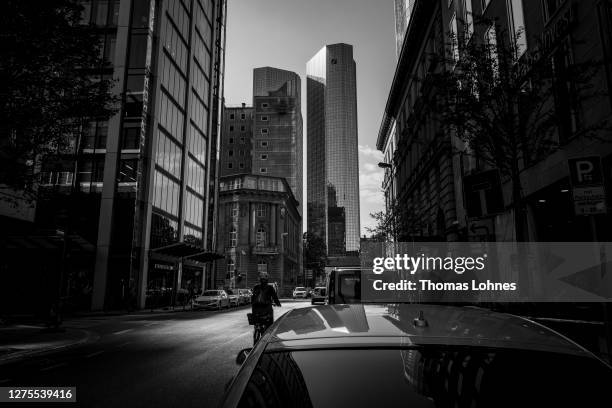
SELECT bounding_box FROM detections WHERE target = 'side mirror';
[236,348,252,365]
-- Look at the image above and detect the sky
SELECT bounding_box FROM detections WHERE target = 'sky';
[224,0,397,236]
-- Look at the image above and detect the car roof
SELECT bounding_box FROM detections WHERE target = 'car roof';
[267,304,594,357]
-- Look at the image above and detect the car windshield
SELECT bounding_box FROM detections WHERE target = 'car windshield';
[238,348,612,408]
[315,288,326,295]
[295,287,306,291]
[202,290,219,296]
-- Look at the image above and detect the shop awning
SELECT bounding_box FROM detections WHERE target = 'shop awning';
[151,242,223,263]
[2,233,95,253]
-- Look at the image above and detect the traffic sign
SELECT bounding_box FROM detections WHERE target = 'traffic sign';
[568,157,607,216]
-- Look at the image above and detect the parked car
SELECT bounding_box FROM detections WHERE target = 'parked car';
[222,303,612,408]
[225,289,240,307]
[292,286,307,299]
[192,290,230,310]
[311,286,327,305]
[237,289,252,305]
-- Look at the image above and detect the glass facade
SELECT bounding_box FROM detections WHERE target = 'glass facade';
[306,44,361,255]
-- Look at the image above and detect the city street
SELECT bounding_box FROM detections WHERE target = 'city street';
[0,300,310,407]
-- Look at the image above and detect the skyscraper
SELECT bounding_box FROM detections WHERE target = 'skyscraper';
[1,0,228,312]
[220,103,253,177]
[306,44,360,255]
[252,67,303,213]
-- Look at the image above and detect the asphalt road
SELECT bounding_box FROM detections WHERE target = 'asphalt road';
[0,300,311,407]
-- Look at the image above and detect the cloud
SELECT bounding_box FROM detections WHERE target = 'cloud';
[358,144,383,160]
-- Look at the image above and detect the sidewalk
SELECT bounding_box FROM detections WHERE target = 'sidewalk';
[0,324,96,366]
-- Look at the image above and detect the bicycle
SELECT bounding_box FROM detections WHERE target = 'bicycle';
[247,312,273,344]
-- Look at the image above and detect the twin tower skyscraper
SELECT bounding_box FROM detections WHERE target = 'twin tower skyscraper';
[244,43,360,257]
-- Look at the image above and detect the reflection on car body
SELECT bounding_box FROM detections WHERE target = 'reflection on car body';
[221,304,612,408]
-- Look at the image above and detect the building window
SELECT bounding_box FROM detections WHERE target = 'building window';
[260,168,267,173]
[239,162,245,169]
[449,13,459,64]
[464,0,474,41]
[508,0,527,57]
[261,103,269,108]
[261,154,268,160]
[256,203,267,217]
[229,137,234,144]
[229,226,237,247]
[542,0,564,21]
[240,137,245,144]
[227,259,235,273]
[229,113,235,120]
[256,225,266,247]
[261,128,269,135]
[231,202,239,218]
[240,150,245,156]
[241,125,246,132]
[241,113,246,120]
[228,150,234,157]
[261,115,269,121]
[257,261,267,273]
[229,125,234,132]
[260,141,268,147]
[228,162,233,169]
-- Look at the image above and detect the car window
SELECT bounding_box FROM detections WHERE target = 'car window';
[202,290,219,296]
[237,348,612,408]
[295,287,305,291]
[337,273,360,303]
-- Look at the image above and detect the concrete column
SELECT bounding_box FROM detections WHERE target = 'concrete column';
[91,0,132,311]
[270,204,276,245]
[250,203,256,244]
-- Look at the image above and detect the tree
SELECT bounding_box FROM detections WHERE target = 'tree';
[303,232,328,276]
[368,199,439,242]
[426,17,610,242]
[0,0,118,196]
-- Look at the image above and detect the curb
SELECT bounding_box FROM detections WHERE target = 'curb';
[0,329,99,367]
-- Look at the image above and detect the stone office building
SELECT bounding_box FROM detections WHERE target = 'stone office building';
[215,174,301,297]
[377,0,612,243]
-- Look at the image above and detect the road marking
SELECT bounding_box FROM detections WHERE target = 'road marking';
[85,350,105,358]
[113,329,134,335]
[39,362,68,372]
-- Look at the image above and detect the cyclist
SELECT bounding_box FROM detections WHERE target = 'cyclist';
[251,271,281,333]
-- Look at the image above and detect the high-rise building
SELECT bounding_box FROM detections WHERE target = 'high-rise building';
[252,67,303,213]
[1,0,228,312]
[306,44,360,255]
[394,0,414,58]
[220,104,253,177]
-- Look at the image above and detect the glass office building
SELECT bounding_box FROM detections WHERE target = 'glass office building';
[0,0,226,313]
[306,44,360,255]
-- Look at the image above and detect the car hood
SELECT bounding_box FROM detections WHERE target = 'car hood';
[268,304,592,356]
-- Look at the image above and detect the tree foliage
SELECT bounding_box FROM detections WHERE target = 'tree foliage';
[422,17,610,241]
[303,232,328,272]
[0,0,118,194]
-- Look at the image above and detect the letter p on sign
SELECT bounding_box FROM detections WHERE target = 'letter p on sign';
[569,157,603,187]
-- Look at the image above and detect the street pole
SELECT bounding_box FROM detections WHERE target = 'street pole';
[590,215,612,363]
